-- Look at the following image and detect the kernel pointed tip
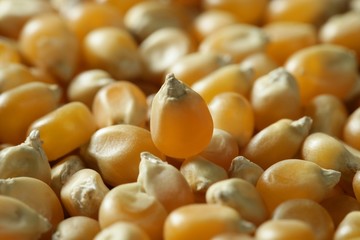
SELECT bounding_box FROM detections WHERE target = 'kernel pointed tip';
[163,73,186,98]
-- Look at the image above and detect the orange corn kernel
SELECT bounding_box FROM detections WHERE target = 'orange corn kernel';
[209,92,254,148]
[150,73,213,159]
[92,81,148,128]
[256,159,341,212]
[0,82,62,144]
[164,203,255,240]
[80,124,164,186]
[19,13,79,83]
[27,101,97,161]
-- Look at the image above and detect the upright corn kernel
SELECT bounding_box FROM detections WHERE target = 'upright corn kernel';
[150,73,213,159]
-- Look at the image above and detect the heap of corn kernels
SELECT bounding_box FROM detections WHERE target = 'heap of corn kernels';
[1,0,360,239]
